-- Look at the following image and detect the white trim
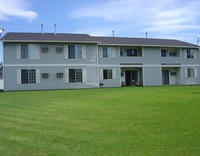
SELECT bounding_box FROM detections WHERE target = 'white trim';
[4,64,97,67]
[4,64,200,68]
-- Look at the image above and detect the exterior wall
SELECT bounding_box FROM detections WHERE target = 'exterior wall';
[143,66,162,86]
[3,43,98,91]
[99,66,121,88]
[3,42,200,91]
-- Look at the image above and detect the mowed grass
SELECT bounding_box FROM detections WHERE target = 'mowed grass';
[0,86,200,156]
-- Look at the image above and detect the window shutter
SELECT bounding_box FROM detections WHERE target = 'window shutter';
[65,68,69,83]
[99,47,103,58]
[184,49,187,58]
[100,69,103,80]
[83,68,87,83]
[36,69,40,84]
[185,68,188,77]
[195,68,197,77]
[17,69,21,84]
[64,45,68,59]
[112,69,116,79]
[36,45,40,59]
[16,44,21,59]
[112,47,116,57]
[193,50,197,59]
[82,45,86,59]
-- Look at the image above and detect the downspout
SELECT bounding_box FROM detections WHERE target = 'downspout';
[96,44,100,88]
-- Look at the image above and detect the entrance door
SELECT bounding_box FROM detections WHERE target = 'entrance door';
[125,70,138,86]
[162,70,169,85]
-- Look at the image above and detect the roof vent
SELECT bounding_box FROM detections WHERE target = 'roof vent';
[197,37,200,46]
[41,24,44,35]
[145,32,148,38]
[54,24,57,35]
[112,30,114,37]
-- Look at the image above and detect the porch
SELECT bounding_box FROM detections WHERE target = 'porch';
[121,67,143,86]
[162,67,181,85]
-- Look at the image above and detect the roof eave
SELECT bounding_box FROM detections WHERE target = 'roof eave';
[2,40,100,44]
[97,43,198,48]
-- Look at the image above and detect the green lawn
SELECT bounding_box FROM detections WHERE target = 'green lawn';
[0,86,200,156]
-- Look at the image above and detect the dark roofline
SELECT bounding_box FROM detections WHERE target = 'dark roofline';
[1,32,199,48]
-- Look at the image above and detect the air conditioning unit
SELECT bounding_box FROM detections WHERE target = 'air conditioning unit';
[56,73,63,78]
[56,47,63,53]
[41,47,48,53]
[42,73,49,78]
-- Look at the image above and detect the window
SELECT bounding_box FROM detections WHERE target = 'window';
[41,47,48,53]
[68,45,82,59]
[69,69,83,83]
[103,69,113,79]
[187,68,195,77]
[161,50,167,57]
[120,49,141,57]
[18,44,39,59]
[103,47,113,58]
[187,49,194,58]
[21,69,36,84]
[21,44,29,59]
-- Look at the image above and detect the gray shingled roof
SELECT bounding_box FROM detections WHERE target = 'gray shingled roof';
[1,32,98,43]
[92,36,197,47]
[1,32,198,48]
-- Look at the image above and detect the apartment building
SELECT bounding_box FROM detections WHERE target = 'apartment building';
[1,32,200,91]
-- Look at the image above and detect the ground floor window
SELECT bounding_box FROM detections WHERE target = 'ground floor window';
[100,69,116,80]
[69,69,83,83]
[103,69,113,79]
[187,68,195,78]
[21,69,36,84]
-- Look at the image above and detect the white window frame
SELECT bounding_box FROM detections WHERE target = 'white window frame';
[17,44,40,60]
[17,69,40,84]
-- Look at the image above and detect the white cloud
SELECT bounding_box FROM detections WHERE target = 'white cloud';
[71,0,200,43]
[0,0,37,21]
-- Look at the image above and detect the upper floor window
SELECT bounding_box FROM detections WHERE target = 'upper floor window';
[161,48,178,57]
[99,47,116,58]
[120,48,142,57]
[17,44,39,59]
[186,49,194,58]
[68,45,84,59]
[103,47,113,58]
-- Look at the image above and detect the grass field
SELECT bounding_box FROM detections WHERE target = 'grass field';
[0,86,200,155]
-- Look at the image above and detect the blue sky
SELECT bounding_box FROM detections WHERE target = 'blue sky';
[0,0,200,62]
